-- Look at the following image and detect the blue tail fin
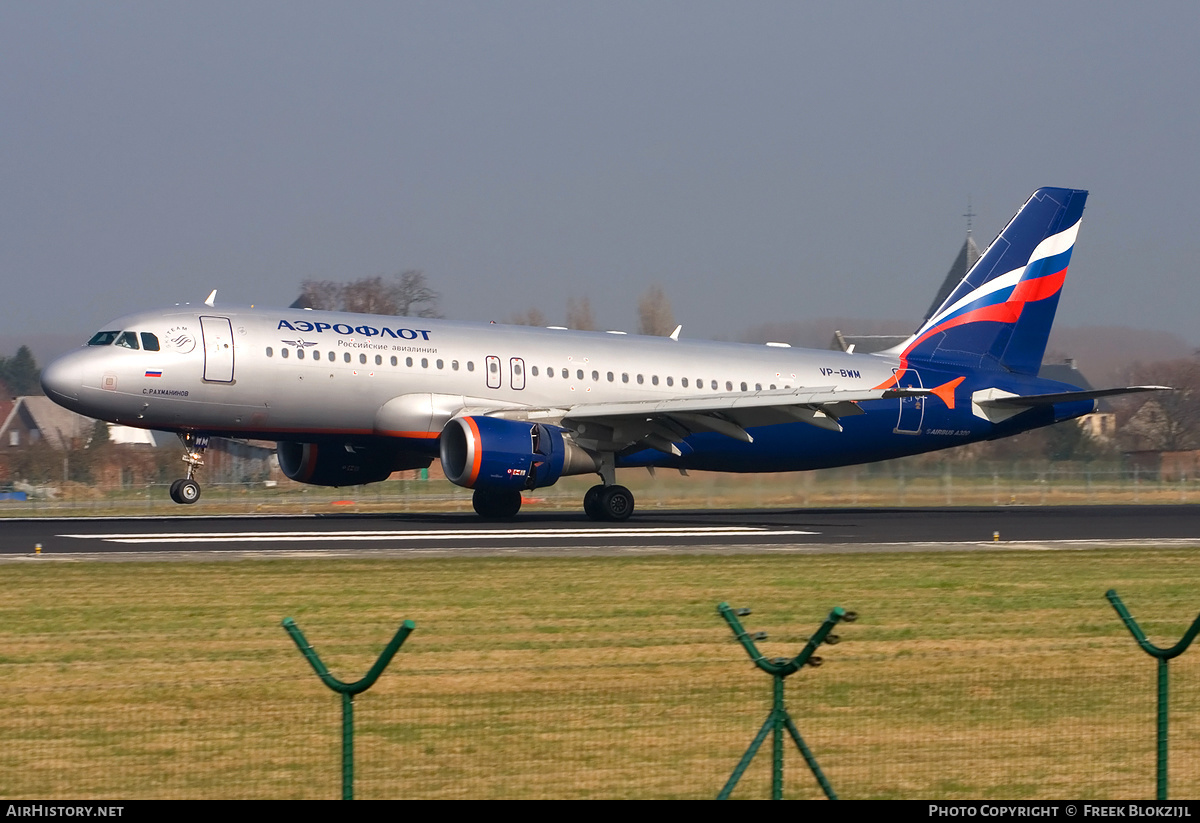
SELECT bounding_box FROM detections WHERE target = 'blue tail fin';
[892,187,1087,375]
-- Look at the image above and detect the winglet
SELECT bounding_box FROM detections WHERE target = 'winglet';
[930,377,965,409]
[204,289,217,307]
[669,325,681,341]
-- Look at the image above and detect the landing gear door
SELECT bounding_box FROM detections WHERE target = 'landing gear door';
[200,316,235,383]
[893,368,924,434]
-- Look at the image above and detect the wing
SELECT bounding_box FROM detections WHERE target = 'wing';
[494,386,930,456]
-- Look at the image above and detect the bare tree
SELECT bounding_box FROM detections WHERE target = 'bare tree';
[508,307,549,326]
[1116,358,1200,451]
[389,270,442,318]
[294,280,346,312]
[637,285,675,336]
[566,296,596,331]
[296,270,442,318]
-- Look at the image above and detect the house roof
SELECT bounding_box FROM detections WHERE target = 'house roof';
[0,396,96,448]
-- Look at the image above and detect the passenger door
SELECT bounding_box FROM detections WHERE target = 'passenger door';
[200,316,235,383]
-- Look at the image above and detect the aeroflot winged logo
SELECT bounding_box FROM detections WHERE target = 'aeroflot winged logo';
[277,319,433,341]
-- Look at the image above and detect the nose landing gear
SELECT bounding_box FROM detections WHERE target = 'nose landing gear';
[169,433,209,505]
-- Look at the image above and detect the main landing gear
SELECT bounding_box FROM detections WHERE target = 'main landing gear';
[583,484,634,522]
[582,452,635,522]
[470,451,637,522]
[169,433,209,505]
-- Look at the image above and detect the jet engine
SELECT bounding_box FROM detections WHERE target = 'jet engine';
[276,440,431,487]
[439,416,598,491]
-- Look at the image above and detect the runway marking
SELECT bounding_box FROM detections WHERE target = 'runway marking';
[59,526,820,544]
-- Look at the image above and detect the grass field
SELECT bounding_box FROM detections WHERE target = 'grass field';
[1,548,1198,799]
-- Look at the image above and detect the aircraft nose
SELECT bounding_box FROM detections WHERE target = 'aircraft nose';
[41,353,82,403]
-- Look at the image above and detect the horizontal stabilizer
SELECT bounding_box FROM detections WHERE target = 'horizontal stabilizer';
[972,385,1170,423]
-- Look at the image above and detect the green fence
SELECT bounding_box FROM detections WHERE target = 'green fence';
[3,459,1200,516]
[2,551,1197,799]
[3,648,1196,799]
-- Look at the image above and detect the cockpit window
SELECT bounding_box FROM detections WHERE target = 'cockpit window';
[88,331,120,346]
[115,331,140,350]
[140,333,160,352]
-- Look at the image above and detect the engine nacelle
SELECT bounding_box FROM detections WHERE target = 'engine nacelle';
[277,441,431,487]
[440,416,598,491]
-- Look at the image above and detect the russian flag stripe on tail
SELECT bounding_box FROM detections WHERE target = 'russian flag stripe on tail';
[891,187,1087,375]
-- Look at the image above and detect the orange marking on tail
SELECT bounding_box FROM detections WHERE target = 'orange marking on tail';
[930,376,966,409]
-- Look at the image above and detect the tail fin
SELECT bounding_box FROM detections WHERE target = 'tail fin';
[891,187,1087,375]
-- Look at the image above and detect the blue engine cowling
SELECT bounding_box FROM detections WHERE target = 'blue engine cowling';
[440,416,597,490]
[277,440,432,486]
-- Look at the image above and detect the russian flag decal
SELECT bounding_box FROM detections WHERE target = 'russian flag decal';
[145,370,162,378]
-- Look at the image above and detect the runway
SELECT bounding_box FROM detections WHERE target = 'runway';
[2,505,1199,561]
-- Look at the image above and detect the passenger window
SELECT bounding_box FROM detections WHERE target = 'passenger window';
[531,366,539,377]
[391,356,398,366]
[115,331,139,350]
[406,357,413,367]
[360,354,367,364]
[140,333,160,351]
[344,353,351,363]
[297,349,305,360]
[467,361,475,372]
[375,355,383,366]
[726,381,732,391]
[422,358,430,368]
[682,377,688,388]
[437,359,444,369]
[636,374,643,384]
[622,373,629,383]
[88,331,120,346]
[452,361,459,371]
[561,368,568,378]
[282,348,289,359]
[266,347,273,357]
[666,376,674,387]
[652,376,659,386]
[740,382,747,392]
[592,370,599,381]
[576,369,584,380]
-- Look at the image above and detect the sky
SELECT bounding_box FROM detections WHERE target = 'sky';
[3,1,1199,351]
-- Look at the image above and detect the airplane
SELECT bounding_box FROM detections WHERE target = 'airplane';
[41,187,1166,521]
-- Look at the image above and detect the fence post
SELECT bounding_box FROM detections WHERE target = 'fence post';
[715,602,856,800]
[282,616,416,800]
[1106,590,1200,800]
